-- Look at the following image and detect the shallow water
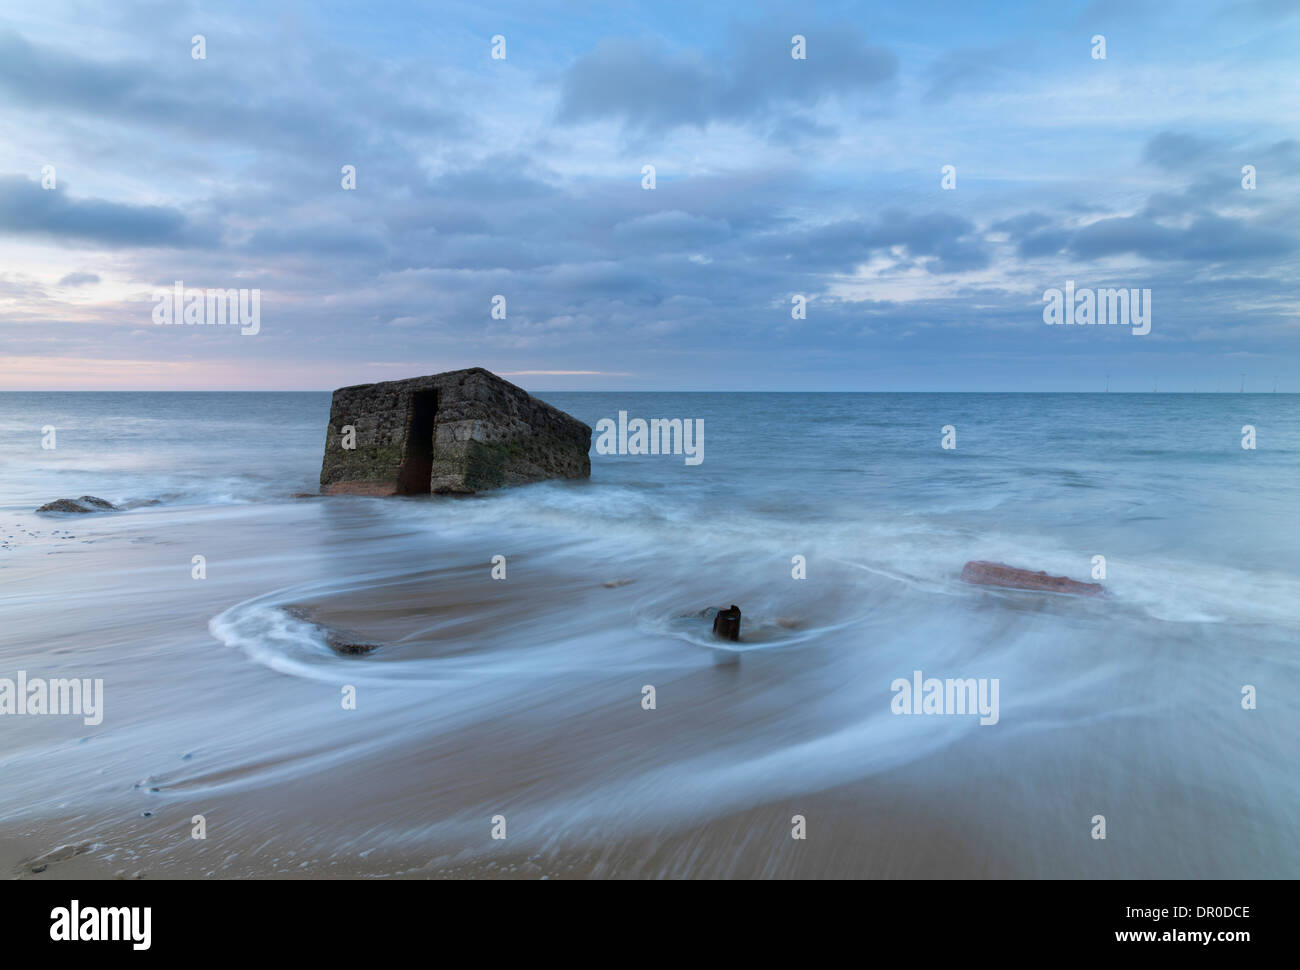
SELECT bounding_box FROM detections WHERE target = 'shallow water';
[1,392,1297,877]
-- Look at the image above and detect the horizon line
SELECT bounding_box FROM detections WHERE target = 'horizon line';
[1,389,1293,395]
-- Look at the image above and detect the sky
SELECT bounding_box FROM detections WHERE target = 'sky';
[0,0,1298,391]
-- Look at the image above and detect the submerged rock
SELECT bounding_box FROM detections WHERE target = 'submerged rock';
[319,367,592,496]
[35,499,85,514]
[960,560,1104,597]
[35,496,118,514]
[284,607,381,656]
[322,634,380,656]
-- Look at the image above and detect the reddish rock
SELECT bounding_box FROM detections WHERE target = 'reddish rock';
[960,561,1104,597]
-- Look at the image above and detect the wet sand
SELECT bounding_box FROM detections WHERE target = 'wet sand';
[3,498,1297,880]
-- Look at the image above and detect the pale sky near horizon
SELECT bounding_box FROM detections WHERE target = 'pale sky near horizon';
[1,0,1298,392]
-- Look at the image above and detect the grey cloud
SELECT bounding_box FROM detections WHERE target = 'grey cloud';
[611,211,732,248]
[1016,211,1294,262]
[1017,230,1068,258]
[993,212,1053,236]
[0,29,465,161]
[557,26,896,134]
[1256,138,1300,172]
[242,224,390,258]
[1143,131,1217,170]
[750,209,990,274]
[0,175,200,247]
[1072,213,1294,261]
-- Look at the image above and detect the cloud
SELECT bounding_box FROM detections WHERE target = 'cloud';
[1072,213,1295,261]
[1142,131,1217,170]
[1014,212,1295,262]
[611,211,732,248]
[57,271,101,286]
[992,213,1053,236]
[0,29,465,160]
[749,209,991,274]
[923,46,1013,104]
[556,26,897,135]
[2,3,1299,389]
[0,176,201,247]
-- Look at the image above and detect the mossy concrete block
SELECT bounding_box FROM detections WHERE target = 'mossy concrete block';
[319,367,591,495]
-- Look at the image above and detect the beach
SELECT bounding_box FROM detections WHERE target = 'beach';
[2,392,1298,879]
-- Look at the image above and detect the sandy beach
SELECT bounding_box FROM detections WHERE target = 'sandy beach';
[4,420,1298,880]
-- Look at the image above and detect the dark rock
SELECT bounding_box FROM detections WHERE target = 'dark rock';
[960,561,1104,597]
[284,606,381,656]
[713,604,742,641]
[36,499,88,514]
[319,367,591,496]
[36,497,117,514]
[322,633,380,656]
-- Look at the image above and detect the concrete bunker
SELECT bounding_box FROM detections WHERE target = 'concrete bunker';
[319,368,591,496]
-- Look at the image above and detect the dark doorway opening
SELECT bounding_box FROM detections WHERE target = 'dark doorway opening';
[396,390,437,494]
